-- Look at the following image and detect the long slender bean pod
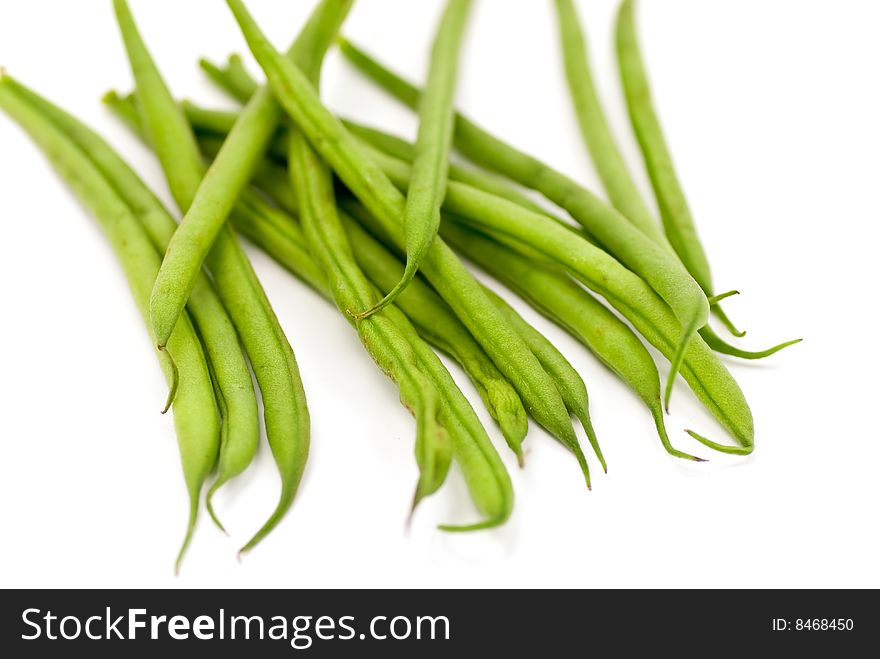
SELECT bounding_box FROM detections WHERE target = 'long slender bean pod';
[288,14,454,507]
[294,133,452,507]
[113,0,315,553]
[226,0,581,454]
[338,39,710,409]
[147,0,353,353]
[553,0,666,246]
[0,76,220,569]
[7,78,259,535]
[361,0,473,318]
[615,0,742,337]
[105,90,530,466]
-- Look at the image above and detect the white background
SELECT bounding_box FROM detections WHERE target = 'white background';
[1,0,877,589]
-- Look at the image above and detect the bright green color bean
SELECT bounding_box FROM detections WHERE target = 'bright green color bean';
[350,146,753,453]
[481,289,604,483]
[227,0,580,454]
[439,218,710,461]
[113,0,315,554]
[615,0,742,337]
[0,76,220,570]
[148,0,353,353]
[361,0,473,319]
[338,39,709,410]
[288,10,453,508]
[293,132,453,507]
[554,0,666,247]
[8,77,259,533]
[389,307,514,530]
[106,90,530,468]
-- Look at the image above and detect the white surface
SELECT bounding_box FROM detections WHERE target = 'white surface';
[0,0,877,589]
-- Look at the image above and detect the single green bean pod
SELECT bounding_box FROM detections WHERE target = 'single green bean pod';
[0,76,220,570]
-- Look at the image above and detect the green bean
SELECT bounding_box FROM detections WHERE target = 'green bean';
[348,146,754,453]
[553,0,667,247]
[360,0,473,318]
[295,138,453,507]
[8,78,259,535]
[388,306,514,530]
[227,0,581,455]
[147,0,353,354]
[288,11,454,507]
[113,0,315,554]
[615,0,742,337]
[0,75,220,570]
[338,39,709,410]
[105,89,530,468]
[439,218,709,461]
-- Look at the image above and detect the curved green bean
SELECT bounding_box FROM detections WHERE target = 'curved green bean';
[338,38,710,410]
[288,18,453,507]
[0,76,220,570]
[293,132,452,507]
[227,0,581,456]
[113,0,313,554]
[361,0,473,318]
[12,77,259,532]
[554,0,666,246]
[615,0,742,337]
[148,0,353,353]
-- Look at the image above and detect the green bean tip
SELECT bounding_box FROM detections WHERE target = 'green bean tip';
[685,429,754,457]
[206,493,230,537]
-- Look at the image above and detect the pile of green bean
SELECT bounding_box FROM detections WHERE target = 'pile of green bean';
[0,0,799,569]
